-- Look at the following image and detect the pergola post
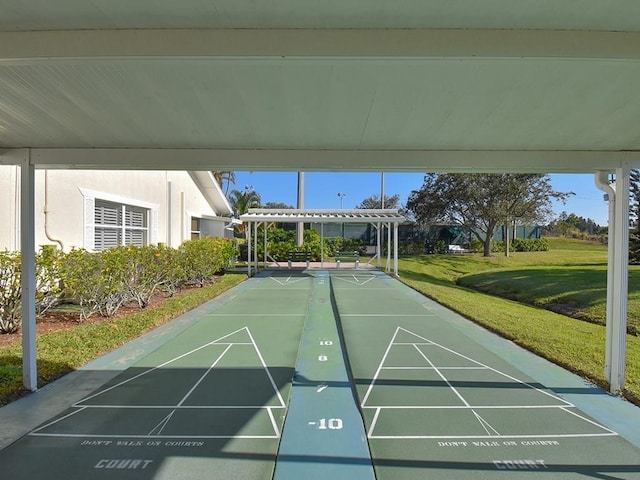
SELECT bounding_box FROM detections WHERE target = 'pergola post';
[386,221,391,272]
[394,222,399,277]
[20,149,37,391]
[254,221,259,274]
[247,222,252,277]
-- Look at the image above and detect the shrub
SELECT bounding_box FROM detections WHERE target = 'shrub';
[178,237,235,287]
[60,248,129,320]
[0,247,64,333]
[0,251,21,333]
[123,245,178,308]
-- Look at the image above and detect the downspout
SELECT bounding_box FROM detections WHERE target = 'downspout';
[43,170,64,251]
[594,171,616,387]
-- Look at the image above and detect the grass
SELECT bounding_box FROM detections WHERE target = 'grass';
[396,237,640,405]
[0,273,246,407]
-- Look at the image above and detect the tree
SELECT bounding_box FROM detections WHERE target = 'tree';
[211,171,236,196]
[355,193,401,209]
[407,173,572,257]
[546,211,602,237]
[263,201,294,209]
[631,170,640,229]
[227,186,261,236]
[630,170,640,263]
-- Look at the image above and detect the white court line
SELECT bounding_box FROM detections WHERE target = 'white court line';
[368,408,382,439]
[363,405,580,410]
[266,407,280,437]
[381,366,487,370]
[269,276,309,286]
[362,326,609,440]
[63,405,285,409]
[368,433,618,440]
[473,410,501,436]
[29,433,280,439]
[361,328,401,406]
[246,328,287,408]
[76,327,251,405]
[31,406,87,434]
[397,327,574,408]
[333,275,377,286]
[413,344,471,408]
[177,344,233,406]
[148,410,175,436]
[560,406,618,435]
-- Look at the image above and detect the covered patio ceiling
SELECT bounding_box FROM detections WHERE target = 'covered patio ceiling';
[2,1,639,395]
[2,1,640,172]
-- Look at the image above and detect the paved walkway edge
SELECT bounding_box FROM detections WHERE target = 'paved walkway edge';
[273,271,375,480]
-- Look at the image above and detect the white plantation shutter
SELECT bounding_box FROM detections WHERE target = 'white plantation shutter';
[81,188,158,251]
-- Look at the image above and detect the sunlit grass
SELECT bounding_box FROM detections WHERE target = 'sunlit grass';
[397,238,640,405]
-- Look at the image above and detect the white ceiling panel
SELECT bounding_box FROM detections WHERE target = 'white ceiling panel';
[2,0,640,31]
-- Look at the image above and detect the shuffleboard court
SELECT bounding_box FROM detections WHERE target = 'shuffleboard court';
[330,270,640,479]
[0,271,313,480]
[2,268,640,479]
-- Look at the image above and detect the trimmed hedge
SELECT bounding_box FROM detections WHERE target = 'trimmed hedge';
[0,237,237,331]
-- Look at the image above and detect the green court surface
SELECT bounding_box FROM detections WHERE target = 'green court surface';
[1,269,640,479]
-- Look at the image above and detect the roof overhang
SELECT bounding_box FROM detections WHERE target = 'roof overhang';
[3,3,640,173]
[188,171,233,216]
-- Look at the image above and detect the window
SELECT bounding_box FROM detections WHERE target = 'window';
[190,217,201,240]
[94,200,149,250]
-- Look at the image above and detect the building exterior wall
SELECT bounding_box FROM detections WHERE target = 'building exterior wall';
[0,167,224,252]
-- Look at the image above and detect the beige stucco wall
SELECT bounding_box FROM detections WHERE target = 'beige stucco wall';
[0,167,220,252]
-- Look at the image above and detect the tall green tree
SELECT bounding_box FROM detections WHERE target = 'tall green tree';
[228,186,261,236]
[629,170,640,263]
[630,170,640,229]
[407,173,572,257]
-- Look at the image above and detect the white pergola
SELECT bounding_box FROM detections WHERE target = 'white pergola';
[239,209,406,276]
[1,1,639,394]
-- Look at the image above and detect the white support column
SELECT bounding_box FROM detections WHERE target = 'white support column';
[394,222,399,277]
[20,150,37,391]
[610,166,630,392]
[594,171,616,383]
[247,222,252,277]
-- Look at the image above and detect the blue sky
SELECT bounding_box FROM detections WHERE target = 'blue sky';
[231,171,610,226]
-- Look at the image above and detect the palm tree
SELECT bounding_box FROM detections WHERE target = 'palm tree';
[228,186,261,236]
[211,171,236,196]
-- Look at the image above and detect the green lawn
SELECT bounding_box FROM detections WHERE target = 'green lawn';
[397,237,640,405]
